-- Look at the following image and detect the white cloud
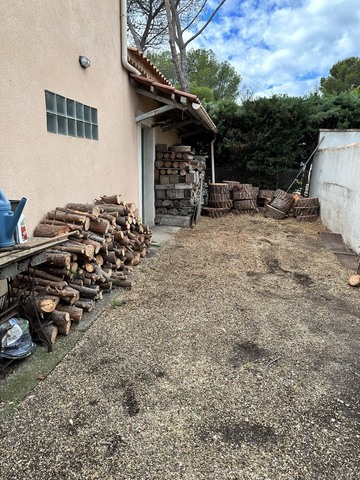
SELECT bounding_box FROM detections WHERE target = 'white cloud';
[192,0,360,98]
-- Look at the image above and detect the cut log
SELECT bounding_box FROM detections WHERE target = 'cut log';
[82,231,106,243]
[66,203,102,216]
[27,268,65,282]
[45,251,71,267]
[51,243,86,255]
[99,213,117,225]
[44,286,80,304]
[40,219,83,232]
[83,262,95,273]
[89,218,110,235]
[94,265,112,282]
[111,278,132,288]
[41,266,71,277]
[69,284,100,299]
[56,207,99,222]
[35,294,60,313]
[349,274,360,287]
[56,304,84,324]
[43,324,58,344]
[98,194,122,204]
[47,210,90,229]
[264,204,286,220]
[49,311,71,335]
[75,299,95,311]
[99,281,112,291]
[97,204,126,215]
[81,238,102,254]
[33,224,70,237]
[16,275,68,290]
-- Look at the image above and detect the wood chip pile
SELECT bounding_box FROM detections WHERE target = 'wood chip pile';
[12,194,152,346]
[202,182,320,222]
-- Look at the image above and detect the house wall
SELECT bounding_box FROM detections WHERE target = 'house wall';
[309,142,360,254]
[0,0,140,235]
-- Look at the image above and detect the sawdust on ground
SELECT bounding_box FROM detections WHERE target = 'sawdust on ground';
[0,213,359,480]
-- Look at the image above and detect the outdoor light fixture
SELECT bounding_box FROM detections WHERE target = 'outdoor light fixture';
[79,56,91,68]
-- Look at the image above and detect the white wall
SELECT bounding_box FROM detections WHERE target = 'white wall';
[310,142,360,253]
[318,129,360,149]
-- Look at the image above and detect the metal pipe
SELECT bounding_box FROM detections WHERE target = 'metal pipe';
[120,0,141,75]
[211,137,216,183]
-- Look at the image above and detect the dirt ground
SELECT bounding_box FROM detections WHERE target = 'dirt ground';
[0,213,359,479]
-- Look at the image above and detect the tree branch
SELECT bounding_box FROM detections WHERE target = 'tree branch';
[185,0,227,46]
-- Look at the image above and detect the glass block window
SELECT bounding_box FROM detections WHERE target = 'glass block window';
[45,90,98,140]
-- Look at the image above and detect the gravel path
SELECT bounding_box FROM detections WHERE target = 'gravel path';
[0,214,359,479]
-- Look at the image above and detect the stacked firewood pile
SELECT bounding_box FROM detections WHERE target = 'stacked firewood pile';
[154,145,205,219]
[202,182,320,222]
[12,195,152,345]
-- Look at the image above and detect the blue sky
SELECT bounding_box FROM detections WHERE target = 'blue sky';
[190,0,360,98]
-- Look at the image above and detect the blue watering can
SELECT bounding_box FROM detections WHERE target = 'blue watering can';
[0,190,27,248]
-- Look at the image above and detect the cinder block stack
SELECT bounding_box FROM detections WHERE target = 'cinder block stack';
[154,145,204,226]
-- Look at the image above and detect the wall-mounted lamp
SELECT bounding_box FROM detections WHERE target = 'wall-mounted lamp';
[79,56,91,68]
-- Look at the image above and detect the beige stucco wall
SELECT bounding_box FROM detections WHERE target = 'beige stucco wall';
[1,0,141,235]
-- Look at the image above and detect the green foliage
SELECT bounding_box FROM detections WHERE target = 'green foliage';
[190,85,214,102]
[187,49,241,102]
[207,92,360,188]
[149,50,178,86]
[149,48,241,102]
[320,57,360,95]
[305,92,360,129]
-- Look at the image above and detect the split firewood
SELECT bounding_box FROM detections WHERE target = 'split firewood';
[49,311,71,335]
[348,274,360,287]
